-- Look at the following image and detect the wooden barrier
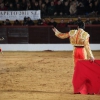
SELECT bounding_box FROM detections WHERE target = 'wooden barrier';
[0,25,100,44]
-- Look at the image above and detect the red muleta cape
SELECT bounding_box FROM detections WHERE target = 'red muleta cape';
[72,60,100,94]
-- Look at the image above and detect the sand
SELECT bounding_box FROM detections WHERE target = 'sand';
[0,51,100,100]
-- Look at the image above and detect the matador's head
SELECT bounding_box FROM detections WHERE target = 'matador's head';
[77,21,85,29]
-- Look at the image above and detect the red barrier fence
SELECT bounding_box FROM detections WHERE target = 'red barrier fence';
[0,25,100,44]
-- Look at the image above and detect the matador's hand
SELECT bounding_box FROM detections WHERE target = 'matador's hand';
[52,27,57,33]
[52,27,61,35]
[90,57,95,62]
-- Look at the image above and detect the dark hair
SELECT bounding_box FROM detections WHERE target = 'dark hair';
[77,21,85,29]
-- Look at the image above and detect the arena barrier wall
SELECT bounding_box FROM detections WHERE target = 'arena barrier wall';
[0,25,100,51]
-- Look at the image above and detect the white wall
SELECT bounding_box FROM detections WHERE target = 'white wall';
[0,44,100,51]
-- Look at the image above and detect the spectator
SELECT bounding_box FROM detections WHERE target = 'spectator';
[85,18,92,25]
[0,3,7,10]
[88,0,93,3]
[4,0,9,8]
[21,0,27,10]
[44,0,50,14]
[92,17,100,24]
[15,0,20,4]
[33,1,40,10]
[0,0,3,4]
[31,0,36,7]
[1,21,5,25]
[15,3,22,10]
[53,0,58,5]
[13,19,21,25]
[94,0,100,15]
[48,18,57,27]
[54,0,63,16]
[86,2,94,16]
[41,18,48,26]
[44,0,50,8]
[14,0,20,8]
[37,18,48,26]
[77,0,85,15]
[23,17,34,26]
[4,19,11,25]
[67,18,75,25]
[57,19,66,27]
[74,16,83,25]
[41,3,47,17]
[69,1,77,16]
[23,17,28,26]
[47,1,56,16]
[8,3,14,10]
[36,19,42,25]
[27,17,34,26]
[39,0,42,9]
[68,0,73,5]
[26,2,33,10]
[63,1,70,15]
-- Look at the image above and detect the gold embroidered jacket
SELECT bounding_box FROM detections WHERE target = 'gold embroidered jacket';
[55,29,94,58]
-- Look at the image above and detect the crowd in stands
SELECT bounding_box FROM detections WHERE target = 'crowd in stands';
[0,0,100,17]
[0,0,100,27]
[0,16,100,27]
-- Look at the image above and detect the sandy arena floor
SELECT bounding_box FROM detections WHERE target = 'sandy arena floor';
[0,51,100,100]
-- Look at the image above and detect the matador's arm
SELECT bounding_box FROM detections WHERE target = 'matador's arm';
[52,27,69,39]
[84,38,94,60]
